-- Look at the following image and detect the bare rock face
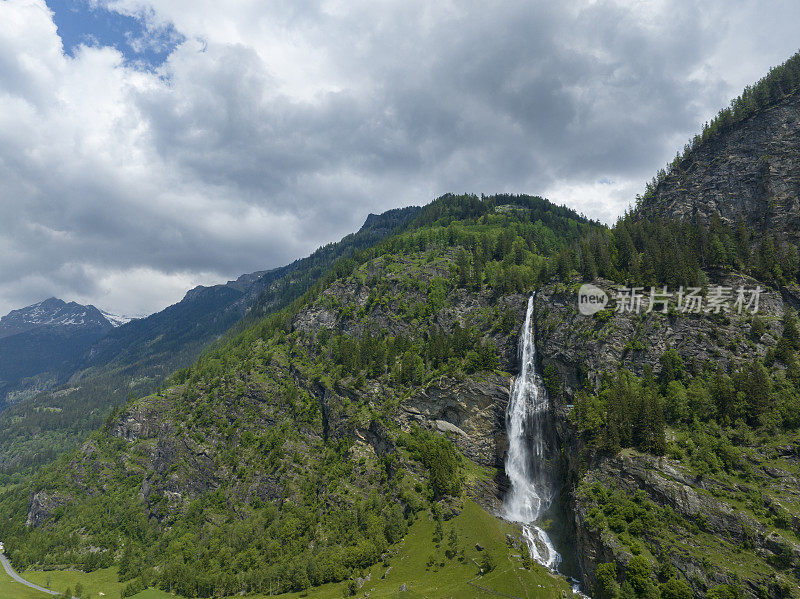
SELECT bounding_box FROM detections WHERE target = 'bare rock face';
[534,276,785,406]
[401,374,510,468]
[111,401,169,442]
[26,491,69,528]
[639,91,800,244]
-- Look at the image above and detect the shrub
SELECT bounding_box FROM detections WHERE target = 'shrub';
[596,562,620,598]
[659,578,692,599]
[479,551,495,574]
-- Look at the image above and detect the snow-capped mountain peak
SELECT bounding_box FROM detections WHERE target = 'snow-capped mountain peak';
[0,297,115,338]
[99,310,135,327]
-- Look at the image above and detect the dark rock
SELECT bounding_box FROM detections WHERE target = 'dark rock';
[639,91,800,246]
[26,491,69,528]
[402,374,511,469]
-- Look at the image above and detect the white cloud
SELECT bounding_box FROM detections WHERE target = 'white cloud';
[72,265,224,317]
[0,0,799,316]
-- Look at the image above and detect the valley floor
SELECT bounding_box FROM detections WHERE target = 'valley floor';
[3,501,576,599]
[1,560,171,599]
[0,564,47,599]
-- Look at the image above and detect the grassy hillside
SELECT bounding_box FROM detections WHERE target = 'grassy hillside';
[6,501,573,599]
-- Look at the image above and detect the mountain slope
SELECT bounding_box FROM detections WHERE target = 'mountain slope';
[533,278,800,597]
[0,207,420,474]
[0,194,597,597]
[0,299,115,408]
[638,52,800,246]
[526,54,800,598]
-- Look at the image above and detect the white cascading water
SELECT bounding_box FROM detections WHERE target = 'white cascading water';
[503,294,562,570]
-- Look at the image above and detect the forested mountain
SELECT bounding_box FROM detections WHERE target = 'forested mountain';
[0,207,420,475]
[0,194,600,598]
[2,57,800,599]
[533,54,800,598]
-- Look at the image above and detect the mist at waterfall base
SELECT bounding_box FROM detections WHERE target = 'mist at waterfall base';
[503,295,562,570]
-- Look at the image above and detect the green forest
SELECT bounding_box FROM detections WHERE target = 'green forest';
[0,189,798,599]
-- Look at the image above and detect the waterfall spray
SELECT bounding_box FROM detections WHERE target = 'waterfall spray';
[503,295,561,570]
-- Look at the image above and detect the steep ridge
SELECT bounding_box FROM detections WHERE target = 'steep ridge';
[638,52,800,245]
[639,90,800,244]
[0,207,420,474]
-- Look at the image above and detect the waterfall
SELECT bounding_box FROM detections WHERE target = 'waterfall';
[503,294,562,570]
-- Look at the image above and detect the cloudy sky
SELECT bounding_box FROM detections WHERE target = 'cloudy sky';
[0,0,798,317]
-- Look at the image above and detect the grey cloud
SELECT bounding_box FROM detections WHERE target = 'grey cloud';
[1,0,799,316]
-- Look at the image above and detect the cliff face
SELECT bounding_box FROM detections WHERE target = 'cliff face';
[534,276,785,404]
[639,91,800,244]
[597,86,800,598]
[533,281,800,597]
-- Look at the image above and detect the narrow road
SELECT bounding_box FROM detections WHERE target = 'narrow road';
[0,550,73,597]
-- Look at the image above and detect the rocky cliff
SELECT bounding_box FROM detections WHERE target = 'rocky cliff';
[533,280,800,597]
[639,90,800,245]
[534,276,785,404]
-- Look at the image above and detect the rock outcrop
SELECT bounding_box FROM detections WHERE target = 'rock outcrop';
[26,491,69,528]
[401,374,510,468]
[639,91,800,245]
[534,275,785,405]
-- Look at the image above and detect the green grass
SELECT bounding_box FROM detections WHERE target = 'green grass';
[0,564,46,599]
[3,502,574,599]
[20,566,171,599]
[238,500,575,599]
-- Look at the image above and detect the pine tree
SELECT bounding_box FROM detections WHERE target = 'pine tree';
[739,360,772,423]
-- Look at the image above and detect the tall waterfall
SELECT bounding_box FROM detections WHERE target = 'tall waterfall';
[503,295,561,570]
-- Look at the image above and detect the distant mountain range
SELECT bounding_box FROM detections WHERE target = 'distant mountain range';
[0,297,119,339]
[0,298,117,406]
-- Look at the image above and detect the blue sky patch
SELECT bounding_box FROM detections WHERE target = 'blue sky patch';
[46,0,182,67]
